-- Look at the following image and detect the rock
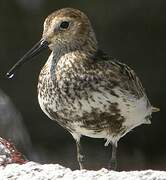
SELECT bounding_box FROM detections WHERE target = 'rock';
[0,162,166,180]
[0,137,27,166]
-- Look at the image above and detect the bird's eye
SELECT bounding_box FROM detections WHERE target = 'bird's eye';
[59,21,69,30]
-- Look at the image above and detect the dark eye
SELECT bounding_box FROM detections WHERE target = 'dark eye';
[59,21,69,30]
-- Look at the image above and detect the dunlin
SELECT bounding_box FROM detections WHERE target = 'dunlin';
[6,8,159,170]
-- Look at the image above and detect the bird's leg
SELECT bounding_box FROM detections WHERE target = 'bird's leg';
[108,143,117,170]
[75,138,85,170]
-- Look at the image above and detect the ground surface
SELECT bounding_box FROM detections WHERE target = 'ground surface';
[0,162,166,180]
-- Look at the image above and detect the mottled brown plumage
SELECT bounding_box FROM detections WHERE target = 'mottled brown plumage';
[6,8,159,170]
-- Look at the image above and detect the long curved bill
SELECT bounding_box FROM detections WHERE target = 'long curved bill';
[6,39,49,79]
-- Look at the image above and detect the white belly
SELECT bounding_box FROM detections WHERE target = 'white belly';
[71,88,151,142]
[38,87,152,145]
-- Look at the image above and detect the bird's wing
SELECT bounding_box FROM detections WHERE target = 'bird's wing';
[91,50,147,99]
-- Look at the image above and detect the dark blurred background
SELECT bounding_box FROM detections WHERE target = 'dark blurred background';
[0,0,165,170]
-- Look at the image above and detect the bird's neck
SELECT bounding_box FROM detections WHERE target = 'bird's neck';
[51,30,98,61]
[48,36,98,80]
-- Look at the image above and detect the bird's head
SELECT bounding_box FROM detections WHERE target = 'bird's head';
[6,8,97,78]
[43,8,97,51]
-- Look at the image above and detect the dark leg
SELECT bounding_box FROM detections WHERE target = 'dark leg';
[75,138,85,169]
[108,143,117,170]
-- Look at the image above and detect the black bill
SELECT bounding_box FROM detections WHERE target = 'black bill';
[6,39,49,79]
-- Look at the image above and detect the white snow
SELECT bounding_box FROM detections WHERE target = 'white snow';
[0,162,165,180]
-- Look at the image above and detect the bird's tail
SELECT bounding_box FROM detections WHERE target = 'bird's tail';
[152,106,160,112]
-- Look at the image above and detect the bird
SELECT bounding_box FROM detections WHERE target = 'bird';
[6,7,159,170]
